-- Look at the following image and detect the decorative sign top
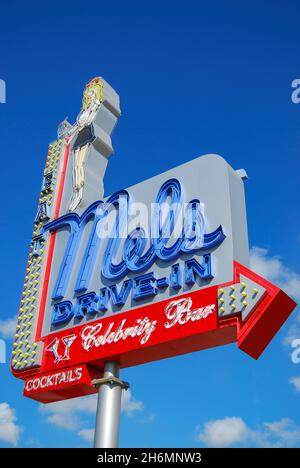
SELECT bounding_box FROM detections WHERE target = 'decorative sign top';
[11,77,296,403]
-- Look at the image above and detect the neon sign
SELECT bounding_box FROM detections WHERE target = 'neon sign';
[11,77,297,404]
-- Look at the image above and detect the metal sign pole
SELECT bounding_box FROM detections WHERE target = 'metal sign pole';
[93,361,129,448]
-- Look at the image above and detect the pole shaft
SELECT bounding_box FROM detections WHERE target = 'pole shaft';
[94,361,122,448]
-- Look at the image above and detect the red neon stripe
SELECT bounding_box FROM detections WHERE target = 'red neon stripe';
[35,142,70,340]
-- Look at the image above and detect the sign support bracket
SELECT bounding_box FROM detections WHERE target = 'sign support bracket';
[93,361,129,448]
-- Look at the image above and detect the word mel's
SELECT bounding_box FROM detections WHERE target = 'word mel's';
[49,179,225,327]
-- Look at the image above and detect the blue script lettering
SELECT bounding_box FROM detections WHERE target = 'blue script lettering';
[43,179,225,326]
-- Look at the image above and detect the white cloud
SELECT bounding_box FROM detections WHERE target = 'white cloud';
[196,416,300,448]
[0,316,17,339]
[283,314,300,347]
[45,412,79,431]
[250,247,300,347]
[197,417,249,448]
[0,402,22,446]
[40,389,143,432]
[290,377,300,392]
[250,247,300,300]
[39,394,97,430]
[255,419,300,448]
[122,389,143,416]
[78,428,94,443]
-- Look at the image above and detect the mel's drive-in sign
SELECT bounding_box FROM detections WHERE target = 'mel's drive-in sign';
[11,77,296,403]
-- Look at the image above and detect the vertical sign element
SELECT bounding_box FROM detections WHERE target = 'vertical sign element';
[12,139,67,371]
[12,77,121,373]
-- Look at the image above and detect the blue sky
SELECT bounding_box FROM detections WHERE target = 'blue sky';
[0,0,300,448]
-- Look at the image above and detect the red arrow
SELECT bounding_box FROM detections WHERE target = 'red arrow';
[230,261,297,359]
